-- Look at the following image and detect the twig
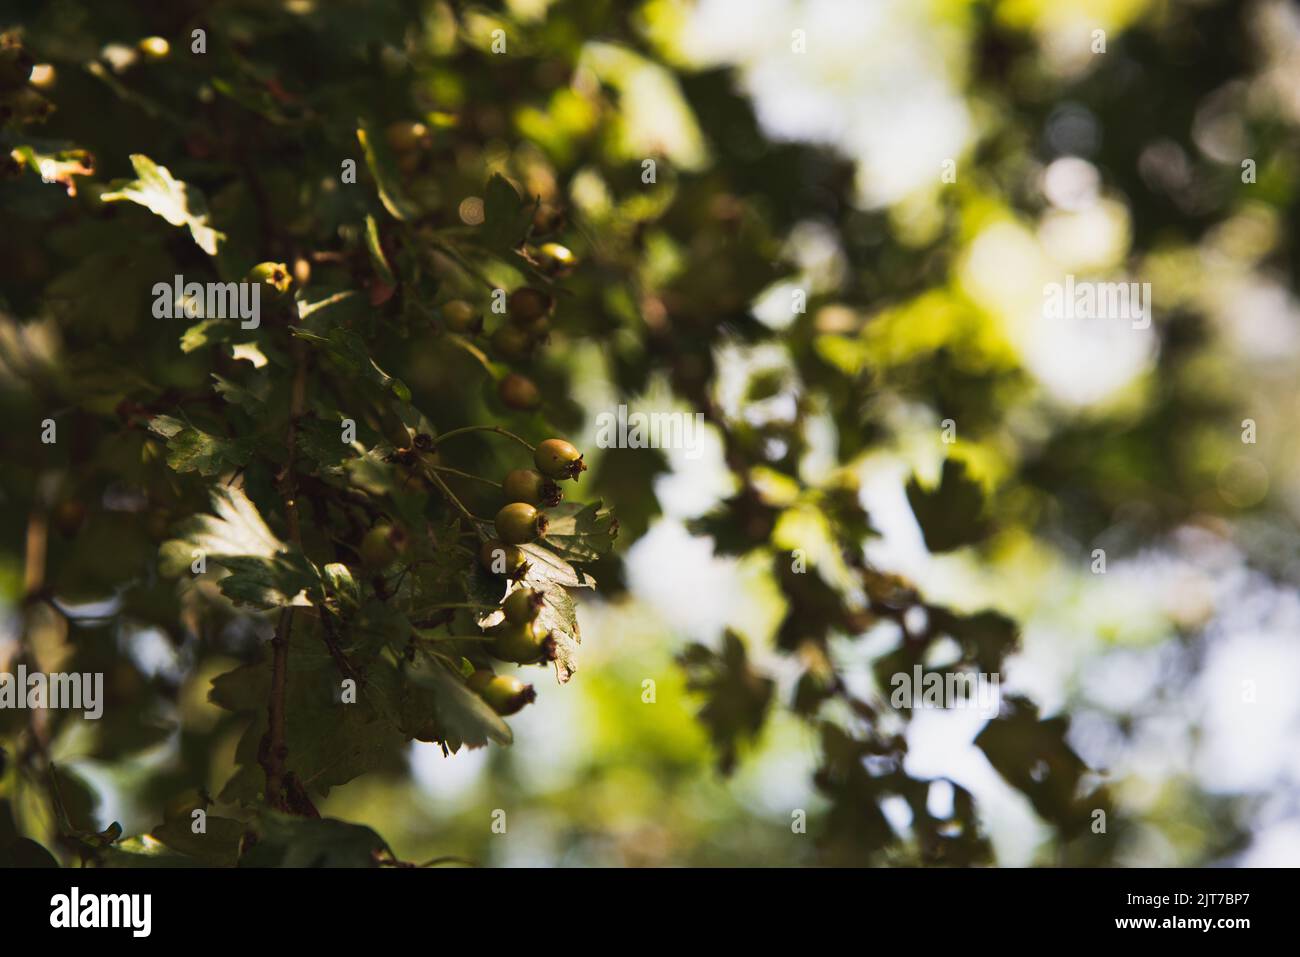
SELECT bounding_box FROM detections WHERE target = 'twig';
[426,469,492,540]
[429,424,535,452]
[262,326,309,812]
[430,465,502,488]
[260,607,294,811]
[319,610,362,686]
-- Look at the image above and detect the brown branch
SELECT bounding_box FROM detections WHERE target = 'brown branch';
[280,340,308,546]
[260,607,294,811]
[262,332,309,813]
[319,610,362,686]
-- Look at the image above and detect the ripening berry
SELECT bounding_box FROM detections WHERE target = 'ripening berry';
[502,585,544,624]
[534,438,586,481]
[531,203,565,236]
[534,242,576,277]
[385,120,430,153]
[467,670,536,716]
[502,469,561,507]
[137,37,171,60]
[490,617,556,665]
[442,299,479,333]
[490,325,533,362]
[359,523,406,568]
[493,615,552,661]
[246,261,292,298]
[495,502,546,545]
[524,317,550,343]
[507,287,552,326]
[498,373,540,410]
[479,539,528,577]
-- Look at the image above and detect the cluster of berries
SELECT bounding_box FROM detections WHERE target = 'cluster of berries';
[470,438,587,715]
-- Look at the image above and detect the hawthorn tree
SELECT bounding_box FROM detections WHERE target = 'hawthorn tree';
[3,0,1281,868]
[1,2,625,866]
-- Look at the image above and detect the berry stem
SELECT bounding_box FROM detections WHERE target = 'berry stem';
[430,465,502,488]
[429,425,536,452]
[427,469,493,539]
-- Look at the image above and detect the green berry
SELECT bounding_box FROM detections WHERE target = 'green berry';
[138,37,171,60]
[502,585,544,625]
[479,539,527,577]
[495,502,546,545]
[442,299,479,333]
[490,324,533,362]
[359,523,406,568]
[507,287,552,326]
[490,617,556,665]
[534,242,576,277]
[534,438,586,481]
[498,373,540,411]
[501,469,561,507]
[531,204,565,236]
[385,120,429,153]
[525,316,550,342]
[467,670,536,716]
[246,261,292,298]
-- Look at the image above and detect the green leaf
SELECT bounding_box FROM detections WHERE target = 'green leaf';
[471,573,584,684]
[295,414,355,468]
[0,838,60,868]
[481,172,533,249]
[212,372,269,413]
[151,810,244,867]
[927,606,1019,671]
[97,837,200,868]
[9,143,94,196]
[402,654,512,749]
[322,562,361,609]
[100,153,224,254]
[148,414,255,476]
[181,319,239,353]
[678,631,774,775]
[975,697,1103,836]
[537,583,581,684]
[160,485,318,608]
[291,326,410,402]
[364,213,396,284]
[539,501,618,563]
[356,120,418,221]
[905,459,992,553]
[518,542,596,589]
[211,623,407,804]
[238,813,390,868]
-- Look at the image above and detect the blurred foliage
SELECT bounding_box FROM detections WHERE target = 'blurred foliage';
[1,0,1297,867]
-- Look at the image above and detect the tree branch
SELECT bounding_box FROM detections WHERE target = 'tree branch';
[260,607,294,811]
